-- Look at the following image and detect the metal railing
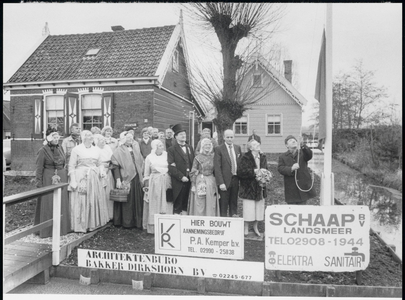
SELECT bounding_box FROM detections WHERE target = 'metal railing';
[3,183,69,266]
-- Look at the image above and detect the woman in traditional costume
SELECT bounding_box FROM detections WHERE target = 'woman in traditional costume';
[111,131,144,228]
[142,139,173,234]
[189,138,220,216]
[34,128,71,237]
[94,134,114,220]
[68,130,109,232]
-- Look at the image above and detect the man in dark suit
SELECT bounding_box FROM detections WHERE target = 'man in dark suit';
[167,124,195,215]
[278,135,316,205]
[214,129,242,217]
[248,129,261,144]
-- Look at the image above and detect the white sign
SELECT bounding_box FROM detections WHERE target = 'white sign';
[78,249,263,281]
[154,215,244,259]
[265,205,370,272]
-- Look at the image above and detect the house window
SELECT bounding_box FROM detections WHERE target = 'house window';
[234,116,248,135]
[172,49,179,73]
[46,95,65,135]
[252,74,262,87]
[267,114,281,135]
[82,94,102,130]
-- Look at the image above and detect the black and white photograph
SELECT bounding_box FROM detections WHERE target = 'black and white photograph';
[3,2,402,299]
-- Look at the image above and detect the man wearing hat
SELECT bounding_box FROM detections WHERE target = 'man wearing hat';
[277,135,316,204]
[167,124,195,215]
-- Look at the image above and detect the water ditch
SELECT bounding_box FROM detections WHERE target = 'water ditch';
[309,152,402,259]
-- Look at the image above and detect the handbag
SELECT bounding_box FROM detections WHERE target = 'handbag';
[110,181,131,202]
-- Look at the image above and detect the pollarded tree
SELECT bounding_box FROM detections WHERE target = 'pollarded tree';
[184,3,285,143]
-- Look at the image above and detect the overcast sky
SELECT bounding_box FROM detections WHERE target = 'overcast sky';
[3,3,402,124]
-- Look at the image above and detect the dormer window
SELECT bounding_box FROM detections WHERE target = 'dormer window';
[85,48,100,56]
[252,74,262,87]
[172,49,179,73]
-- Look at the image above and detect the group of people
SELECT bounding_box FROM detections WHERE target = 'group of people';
[34,123,316,238]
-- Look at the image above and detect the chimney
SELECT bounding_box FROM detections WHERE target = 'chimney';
[284,60,292,83]
[111,25,125,32]
[42,22,50,37]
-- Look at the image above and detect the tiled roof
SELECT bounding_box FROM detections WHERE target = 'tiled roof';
[7,25,176,83]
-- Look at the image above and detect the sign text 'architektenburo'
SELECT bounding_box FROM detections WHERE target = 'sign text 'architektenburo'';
[78,249,263,281]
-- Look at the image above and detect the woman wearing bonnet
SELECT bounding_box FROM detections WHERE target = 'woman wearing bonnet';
[189,138,220,216]
[34,127,71,237]
[93,133,114,220]
[111,131,144,228]
[142,139,173,234]
[68,130,109,232]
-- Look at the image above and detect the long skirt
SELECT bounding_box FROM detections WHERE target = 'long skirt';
[188,174,220,217]
[113,174,144,228]
[241,198,265,222]
[34,168,71,238]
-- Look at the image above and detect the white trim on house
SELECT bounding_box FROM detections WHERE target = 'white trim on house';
[246,57,307,107]
[3,77,159,90]
[158,86,194,106]
[8,89,155,97]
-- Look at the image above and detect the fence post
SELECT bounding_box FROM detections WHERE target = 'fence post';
[52,187,62,265]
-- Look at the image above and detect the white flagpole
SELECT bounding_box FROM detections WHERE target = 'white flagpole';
[320,3,334,206]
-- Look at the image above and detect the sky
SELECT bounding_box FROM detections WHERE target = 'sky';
[3,3,402,125]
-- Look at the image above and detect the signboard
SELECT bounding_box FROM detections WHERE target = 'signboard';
[78,249,263,281]
[154,215,244,259]
[265,205,370,272]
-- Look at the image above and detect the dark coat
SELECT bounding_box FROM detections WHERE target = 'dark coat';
[277,145,316,203]
[237,150,268,201]
[214,143,242,188]
[167,142,195,202]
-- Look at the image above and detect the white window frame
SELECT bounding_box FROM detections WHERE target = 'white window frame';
[42,92,66,138]
[80,93,103,131]
[266,113,283,136]
[234,115,249,136]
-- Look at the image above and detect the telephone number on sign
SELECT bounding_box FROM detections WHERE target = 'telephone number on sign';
[268,237,364,246]
[200,248,235,255]
[213,274,252,280]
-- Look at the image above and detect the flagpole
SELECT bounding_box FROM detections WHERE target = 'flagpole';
[321,3,334,205]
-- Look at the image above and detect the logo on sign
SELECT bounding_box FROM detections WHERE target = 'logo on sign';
[159,218,181,250]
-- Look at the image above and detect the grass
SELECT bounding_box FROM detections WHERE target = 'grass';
[4,176,37,232]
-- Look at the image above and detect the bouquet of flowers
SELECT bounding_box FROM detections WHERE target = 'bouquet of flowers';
[255,168,273,187]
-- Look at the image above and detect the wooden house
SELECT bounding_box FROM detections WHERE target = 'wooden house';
[3,18,205,171]
[232,58,307,153]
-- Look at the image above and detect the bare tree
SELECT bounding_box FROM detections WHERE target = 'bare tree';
[183,3,285,143]
[351,60,388,128]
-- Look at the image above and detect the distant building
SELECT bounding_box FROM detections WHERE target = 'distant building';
[233,58,307,153]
